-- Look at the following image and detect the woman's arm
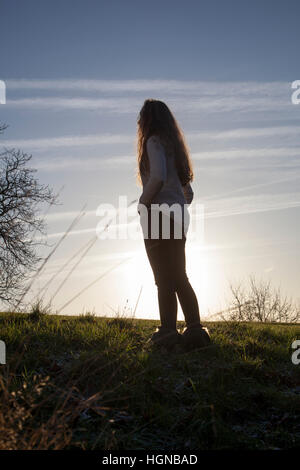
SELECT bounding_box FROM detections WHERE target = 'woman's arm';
[182,182,194,205]
[138,135,167,207]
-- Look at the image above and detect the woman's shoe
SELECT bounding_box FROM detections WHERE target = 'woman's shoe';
[182,324,211,351]
[146,326,182,351]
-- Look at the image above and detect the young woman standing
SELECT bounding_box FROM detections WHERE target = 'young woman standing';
[136,99,211,351]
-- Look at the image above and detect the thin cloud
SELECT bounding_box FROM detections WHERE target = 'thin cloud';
[6,78,290,95]
[1,133,134,150]
[44,191,300,240]
[200,192,300,219]
[6,97,142,113]
[193,147,300,160]
[204,200,300,219]
[2,125,300,153]
[189,125,300,141]
[30,147,300,172]
[4,79,293,114]
[202,173,300,201]
[34,155,133,171]
[5,95,291,114]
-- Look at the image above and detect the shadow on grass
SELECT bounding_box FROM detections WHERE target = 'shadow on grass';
[0,313,299,450]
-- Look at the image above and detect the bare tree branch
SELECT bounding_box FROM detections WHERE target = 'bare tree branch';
[0,124,58,305]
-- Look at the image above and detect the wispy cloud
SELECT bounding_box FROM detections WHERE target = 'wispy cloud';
[28,148,300,173]
[5,95,291,114]
[33,155,133,171]
[201,174,300,201]
[6,97,142,113]
[45,209,97,222]
[30,146,300,172]
[5,79,294,114]
[193,147,300,160]
[2,125,300,154]
[6,78,291,95]
[1,133,133,150]
[200,191,300,219]
[189,125,300,141]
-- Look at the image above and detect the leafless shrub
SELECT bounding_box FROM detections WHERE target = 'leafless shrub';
[227,275,300,323]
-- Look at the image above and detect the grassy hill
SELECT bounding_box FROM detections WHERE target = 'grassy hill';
[0,312,299,450]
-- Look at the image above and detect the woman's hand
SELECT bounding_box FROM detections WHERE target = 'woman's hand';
[182,182,194,205]
[137,200,150,215]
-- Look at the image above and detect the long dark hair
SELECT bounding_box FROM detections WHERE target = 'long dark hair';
[136,99,194,186]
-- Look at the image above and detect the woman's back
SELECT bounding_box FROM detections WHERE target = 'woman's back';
[140,135,193,207]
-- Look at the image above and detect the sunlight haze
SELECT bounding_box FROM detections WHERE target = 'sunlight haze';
[1,0,299,319]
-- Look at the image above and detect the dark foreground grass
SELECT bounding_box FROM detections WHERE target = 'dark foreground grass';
[0,312,299,450]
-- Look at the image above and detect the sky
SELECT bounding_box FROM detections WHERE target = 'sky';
[0,0,300,320]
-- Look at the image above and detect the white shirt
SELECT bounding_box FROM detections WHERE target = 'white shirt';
[139,134,194,208]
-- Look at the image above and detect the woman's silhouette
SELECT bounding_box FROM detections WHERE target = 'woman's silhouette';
[136,99,211,351]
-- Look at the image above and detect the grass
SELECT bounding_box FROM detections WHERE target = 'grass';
[0,312,299,450]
